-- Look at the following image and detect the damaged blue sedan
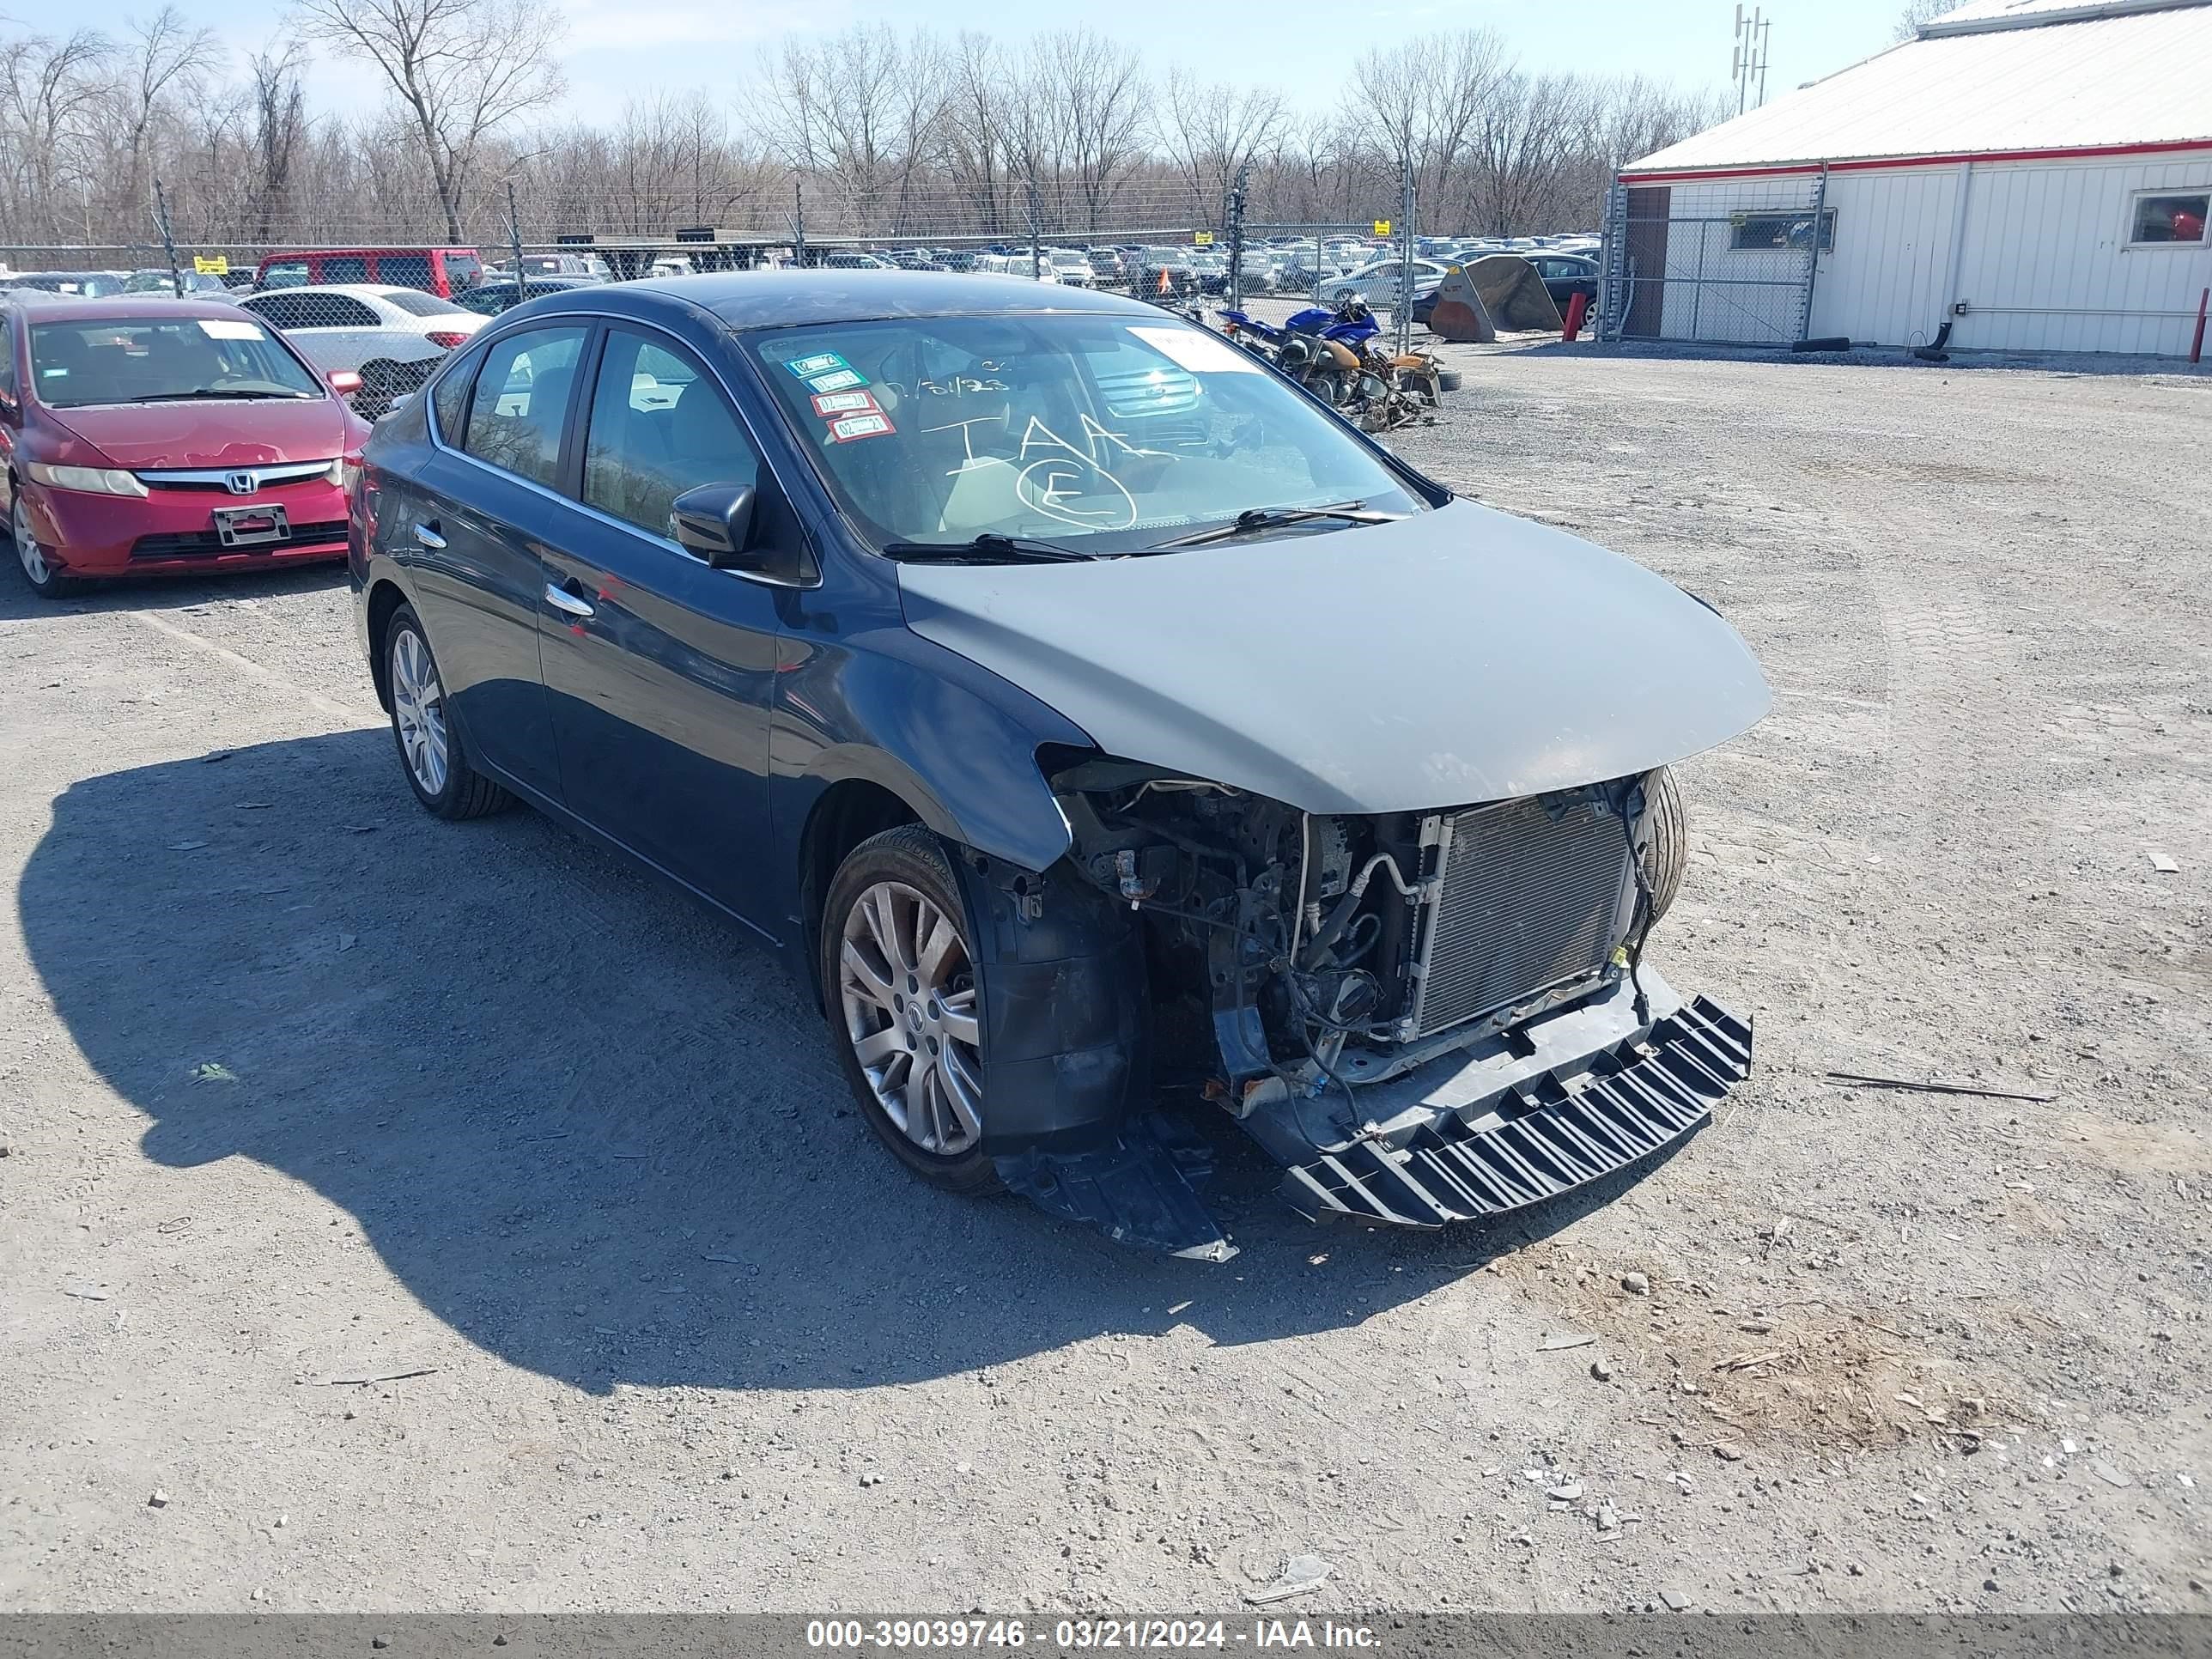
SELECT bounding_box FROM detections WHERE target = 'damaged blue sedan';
[350,271,1769,1260]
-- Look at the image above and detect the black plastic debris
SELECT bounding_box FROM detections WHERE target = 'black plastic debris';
[1280,998,1752,1227]
[996,1111,1237,1261]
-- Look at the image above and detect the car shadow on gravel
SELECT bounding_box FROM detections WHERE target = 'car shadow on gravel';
[20,730,1677,1395]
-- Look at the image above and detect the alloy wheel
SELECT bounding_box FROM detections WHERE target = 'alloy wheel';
[837,879,985,1156]
[389,625,450,797]
[12,495,51,586]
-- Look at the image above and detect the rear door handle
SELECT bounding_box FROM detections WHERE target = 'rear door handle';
[544,580,594,620]
[412,521,445,549]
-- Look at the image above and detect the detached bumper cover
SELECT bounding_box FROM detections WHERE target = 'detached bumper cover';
[1280,996,1752,1227]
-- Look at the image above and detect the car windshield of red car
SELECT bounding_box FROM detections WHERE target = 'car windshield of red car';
[28,316,323,409]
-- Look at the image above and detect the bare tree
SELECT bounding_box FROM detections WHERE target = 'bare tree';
[116,7,222,216]
[1027,30,1150,233]
[0,4,1734,257]
[1350,27,1509,219]
[1468,70,1586,236]
[245,44,309,239]
[0,26,114,240]
[1894,0,1953,41]
[939,33,1015,235]
[1158,67,1286,226]
[757,24,945,235]
[289,0,565,240]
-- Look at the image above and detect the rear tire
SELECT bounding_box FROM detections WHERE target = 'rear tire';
[9,491,77,599]
[382,604,514,821]
[821,824,1002,1196]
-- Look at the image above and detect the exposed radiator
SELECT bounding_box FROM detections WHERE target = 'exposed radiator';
[1405,793,1635,1040]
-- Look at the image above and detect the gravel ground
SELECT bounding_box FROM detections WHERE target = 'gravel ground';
[2,340,2209,1616]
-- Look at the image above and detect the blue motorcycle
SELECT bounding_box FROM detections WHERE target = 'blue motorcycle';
[1217,298,1381,408]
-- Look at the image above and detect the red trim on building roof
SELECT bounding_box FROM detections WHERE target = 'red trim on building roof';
[1621,137,2212,185]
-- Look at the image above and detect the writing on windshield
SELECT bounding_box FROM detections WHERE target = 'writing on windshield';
[754,313,1414,554]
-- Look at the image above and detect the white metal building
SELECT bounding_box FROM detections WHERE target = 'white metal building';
[1611,0,2212,356]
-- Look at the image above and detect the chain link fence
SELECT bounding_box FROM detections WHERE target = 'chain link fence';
[1598,169,1829,347]
[2,167,1437,423]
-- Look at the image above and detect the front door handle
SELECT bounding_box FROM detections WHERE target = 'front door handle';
[412,521,445,550]
[544,580,594,620]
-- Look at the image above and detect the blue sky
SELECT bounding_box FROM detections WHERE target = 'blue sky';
[74,0,1916,118]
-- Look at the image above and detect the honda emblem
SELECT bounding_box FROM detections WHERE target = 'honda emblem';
[225,471,258,495]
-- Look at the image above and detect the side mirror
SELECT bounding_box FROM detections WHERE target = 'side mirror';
[329,368,363,396]
[670,482,760,571]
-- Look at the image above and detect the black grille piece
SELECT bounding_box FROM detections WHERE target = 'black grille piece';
[1411,794,1632,1038]
[130,521,347,560]
[1280,997,1752,1228]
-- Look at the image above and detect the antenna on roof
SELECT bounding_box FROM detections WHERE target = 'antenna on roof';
[1732,4,1772,113]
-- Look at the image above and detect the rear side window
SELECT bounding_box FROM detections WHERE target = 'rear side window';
[378,254,433,291]
[243,292,313,331]
[294,295,380,328]
[581,328,758,538]
[385,290,469,318]
[461,325,586,488]
[320,257,369,283]
[430,341,485,441]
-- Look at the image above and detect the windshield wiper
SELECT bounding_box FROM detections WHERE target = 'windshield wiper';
[1147,501,1403,550]
[135,388,315,402]
[880,532,1094,565]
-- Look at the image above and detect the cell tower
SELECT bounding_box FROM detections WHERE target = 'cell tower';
[1731,4,1772,113]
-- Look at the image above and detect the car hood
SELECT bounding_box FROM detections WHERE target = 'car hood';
[896,498,1771,814]
[42,398,352,468]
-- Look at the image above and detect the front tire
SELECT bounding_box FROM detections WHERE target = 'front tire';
[10,492,77,599]
[821,825,1000,1195]
[382,604,514,820]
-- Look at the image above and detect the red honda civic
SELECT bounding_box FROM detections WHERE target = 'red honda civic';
[1,296,373,597]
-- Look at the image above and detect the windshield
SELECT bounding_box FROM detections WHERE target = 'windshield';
[28,315,323,408]
[750,311,1421,556]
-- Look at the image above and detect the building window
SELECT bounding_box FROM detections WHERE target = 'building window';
[2129,191,2209,246]
[1729,209,1835,252]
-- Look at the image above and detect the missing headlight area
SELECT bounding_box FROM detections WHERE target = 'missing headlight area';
[1000,756,1749,1253]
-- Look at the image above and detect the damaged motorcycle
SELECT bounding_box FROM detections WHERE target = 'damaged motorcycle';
[1218,297,1439,431]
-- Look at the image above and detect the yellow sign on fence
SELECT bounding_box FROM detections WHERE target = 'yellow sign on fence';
[1193,231,1214,246]
[1372,219,1392,237]
[192,255,229,275]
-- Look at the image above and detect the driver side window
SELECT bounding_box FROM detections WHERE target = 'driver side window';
[581,328,759,540]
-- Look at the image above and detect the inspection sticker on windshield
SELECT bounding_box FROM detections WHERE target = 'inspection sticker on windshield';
[827,411,895,443]
[1127,325,1260,374]
[810,388,880,417]
[197,318,264,340]
[806,367,869,394]
[785,350,848,379]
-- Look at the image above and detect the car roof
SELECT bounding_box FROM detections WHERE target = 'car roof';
[524,270,1168,331]
[259,246,471,259]
[246,283,413,301]
[8,295,256,325]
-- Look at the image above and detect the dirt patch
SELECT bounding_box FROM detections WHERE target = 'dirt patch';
[1487,1241,2040,1457]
